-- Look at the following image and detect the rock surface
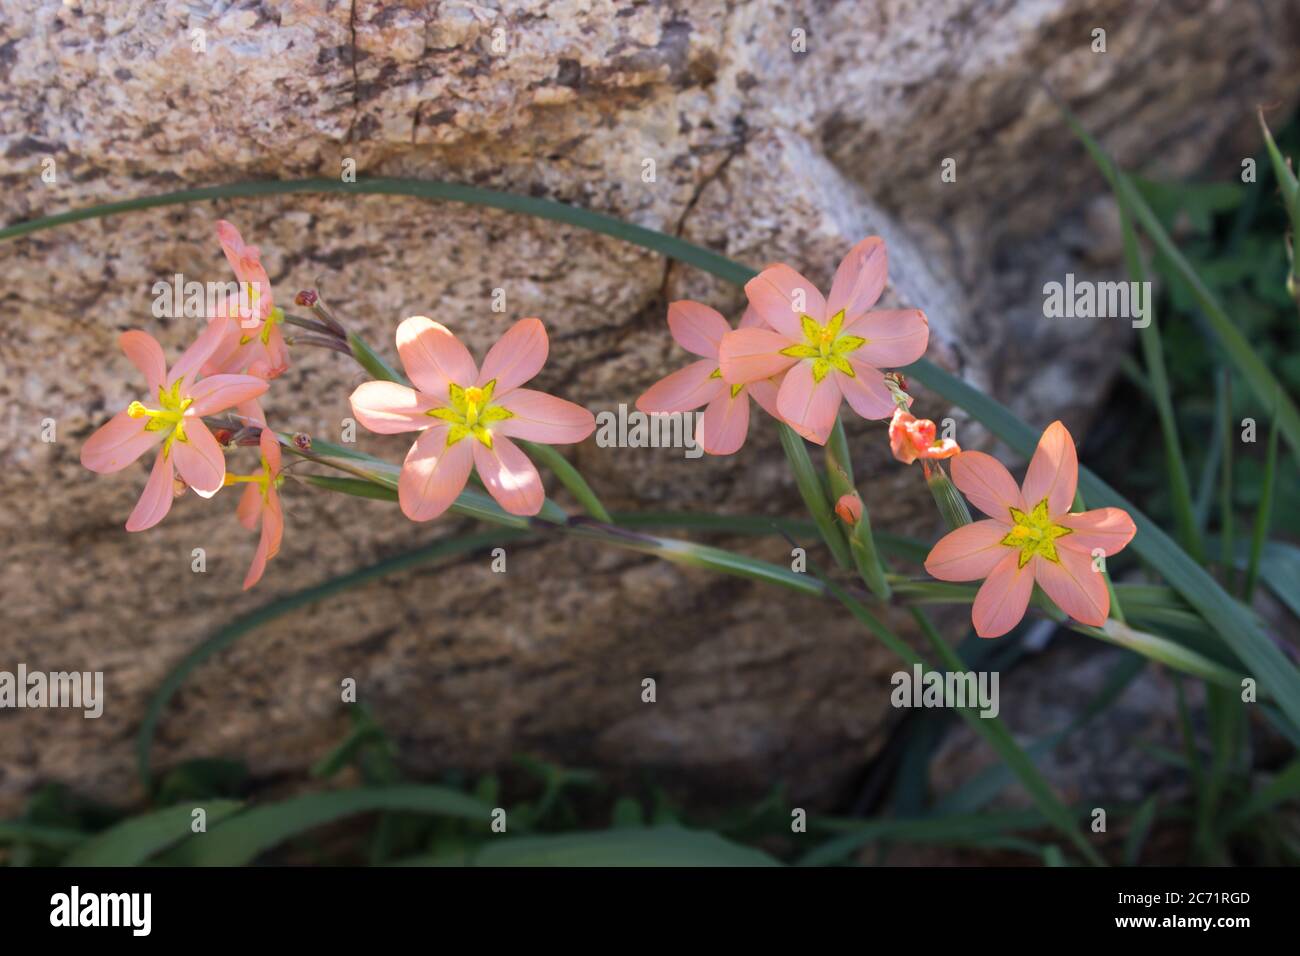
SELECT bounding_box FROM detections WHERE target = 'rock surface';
[1,0,1297,814]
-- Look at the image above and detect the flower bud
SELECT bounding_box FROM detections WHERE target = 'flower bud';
[835,492,863,526]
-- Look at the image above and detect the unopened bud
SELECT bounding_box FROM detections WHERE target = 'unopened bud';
[212,428,234,445]
[294,289,319,308]
[292,432,312,451]
[835,493,863,526]
[925,461,972,531]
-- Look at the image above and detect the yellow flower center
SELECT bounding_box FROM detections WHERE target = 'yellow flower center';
[778,309,868,382]
[1000,498,1073,568]
[223,454,282,500]
[427,379,514,448]
[238,304,285,347]
[126,380,193,457]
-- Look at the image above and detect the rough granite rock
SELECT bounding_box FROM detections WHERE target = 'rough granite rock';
[1,0,1297,815]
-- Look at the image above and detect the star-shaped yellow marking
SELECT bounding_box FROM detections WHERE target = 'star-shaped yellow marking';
[1000,498,1073,568]
[778,309,868,382]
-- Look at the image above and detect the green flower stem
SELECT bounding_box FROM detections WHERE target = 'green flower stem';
[777,423,853,570]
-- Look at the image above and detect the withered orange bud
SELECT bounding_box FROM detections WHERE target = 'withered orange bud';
[212,428,234,445]
[294,289,319,307]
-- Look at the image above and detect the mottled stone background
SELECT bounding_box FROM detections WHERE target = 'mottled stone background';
[1,0,1297,815]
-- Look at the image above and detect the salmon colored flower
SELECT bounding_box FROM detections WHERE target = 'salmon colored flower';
[80,317,270,531]
[202,221,289,379]
[349,316,596,521]
[225,428,284,590]
[834,493,863,526]
[924,421,1136,638]
[718,237,929,444]
[635,302,786,455]
[889,408,960,465]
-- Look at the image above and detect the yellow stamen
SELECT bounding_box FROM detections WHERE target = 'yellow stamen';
[1000,498,1073,568]
[430,378,513,448]
[778,309,868,382]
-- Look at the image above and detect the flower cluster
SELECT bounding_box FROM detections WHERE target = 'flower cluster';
[81,226,1133,639]
[638,237,930,451]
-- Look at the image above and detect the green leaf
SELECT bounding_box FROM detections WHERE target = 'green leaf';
[466,826,780,867]
[301,474,398,501]
[799,809,1058,867]
[0,822,88,850]
[163,786,492,866]
[61,801,243,867]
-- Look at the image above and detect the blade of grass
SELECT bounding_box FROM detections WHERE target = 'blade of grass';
[1062,106,1300,457]
[1243,407,1280,602]
[61,801,243,866]
[1217,370,1236,592]
[1117,200,1201,559]
[161,786,492,866]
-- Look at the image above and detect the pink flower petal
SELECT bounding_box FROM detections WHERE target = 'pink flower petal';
[745,376,782,420]
[776,361,841,445]
[169,315,233,390]
[398,426,474,522]
[971,552,1034,638]
[396,316,477,398]
[924,520,1012,582]
[496,388,596,444]
[1033,546,1109,627]
[349,381,439,434]
[667,301,729,359]
[171,418,226,496]
[951,451,1024,521]
[477,317,548,394]
[636,360,726,413]
[1021,420,1079,515]
[835,359,895,421]
[699,388,751,456]
[264,489,284,560]
[80,410,163,474]
[216,220,273,322]
[473,434,544,516]
[260,428,282,475]
[718,328,799,384]
[125,452,175,532]
[1057,507,1136,557]
[187,373,269,417]
[236,482,261,531]
[120,331,166,393]
[827,236,887,320]
[846,309,929,368]
[737,305,765,329]
[744,264,826,338]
